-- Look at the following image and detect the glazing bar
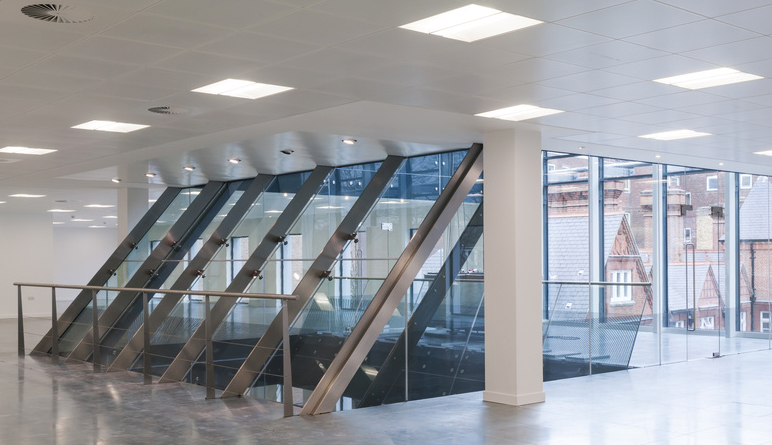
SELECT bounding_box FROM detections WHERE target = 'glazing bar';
[220,156,405,397]
[108,175,275,372]
[158,166,333,383]
[205,295,214,400]
[51,287,58,363]
[301,144,483,415]
[67,181,227,362]
[17,285,24,357]
[358,201,483,408]
[33,187,182,354]
[282,300,293,417]
[143,292,151,384]
[92,289,101,372]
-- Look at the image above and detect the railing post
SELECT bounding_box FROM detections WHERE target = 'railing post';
[17,285,24,357]
[51,287,59,363]
[282,299,293,417]
[143,292,151,384]
[92,289,101,372]
[205,294,215,400]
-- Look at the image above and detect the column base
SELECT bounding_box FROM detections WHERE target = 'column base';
[483,390,545,406]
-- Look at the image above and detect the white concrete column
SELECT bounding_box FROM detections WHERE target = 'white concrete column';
[482,129,545,406]
[117,187,148,242]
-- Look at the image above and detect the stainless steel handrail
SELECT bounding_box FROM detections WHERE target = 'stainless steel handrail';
[542,280,652,286]
[16,282,297,417]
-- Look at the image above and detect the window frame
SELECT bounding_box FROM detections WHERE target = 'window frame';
[609,269,632,303]
[740,174,753,189]
[706,175,718,191]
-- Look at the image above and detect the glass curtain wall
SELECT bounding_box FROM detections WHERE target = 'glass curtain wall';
[545,151,772,376]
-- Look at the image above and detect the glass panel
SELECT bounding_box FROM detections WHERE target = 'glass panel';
[57,188,199,354]
[544,152,590,379]
[244,150,473,404]
[101,183,249,366]
[734,174,772,353]
[602,159,656,369]
[146,172,311,377]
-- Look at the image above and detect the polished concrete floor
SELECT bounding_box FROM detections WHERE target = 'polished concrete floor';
[9,318,772,444]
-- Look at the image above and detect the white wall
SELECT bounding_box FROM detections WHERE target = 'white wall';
[53,227,117,306]
[0,213,54,318]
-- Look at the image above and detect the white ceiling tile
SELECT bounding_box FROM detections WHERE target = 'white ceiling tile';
[538,93,620,112]
[431,74,527,96]
[581,102,664,118]
[245,65,333,90]
[0,45,49,77]
[423,44,530,71]
[654,0,772,18]
[338,28,471,63]
[591,81,684,101]
[716,5,772,34]
[250,9,385,46]
[146,0,297,28]
[2,70,101,93]
[280,48,392,76]
[557,133,627,143]
[357,63,461,87]
[625,19,758,53]
[153,51,263,77]
[308,77,413,102]
[635,91,724,109]
[257,90,355,113]
[684,37,772,66]
[0,20,85,53]
[621,109,705,125]
[603,55,719,81]
[115,68,216,92]
[477,83,574,103]
[197,32,320,63]
[481,23,611,57]
[85,82,180,102]
[536,112,620,132]
[383,87,470,109]
[28,55,138,81]
[61,36,183,65]
[538,71,639,93]
[702,79,772,100]
[481,0,635,22]
[545,40,668,69]
[100,14,228,48]
[309,0,464,27]
[676,99,766,117]
[557,0,702,39]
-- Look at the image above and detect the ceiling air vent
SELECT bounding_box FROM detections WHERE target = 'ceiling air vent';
[148,106,190,115]
[21,4,94,24]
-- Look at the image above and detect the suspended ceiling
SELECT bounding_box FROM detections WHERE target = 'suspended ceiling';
[3,0,772,217]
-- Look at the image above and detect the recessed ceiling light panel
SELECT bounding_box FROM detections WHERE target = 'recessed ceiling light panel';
[183,166,196,171]
[228,158,241,164]
[342,139,357,145]
[192,79,293,100]
[475,104,563,121]
[654,68,762,90]
[72,120,149,133]
[754,150,772,157]
[85,204,114,208]
[639,130,712,141]
[0,146,57,155]
[400,4,542,42]
[10,193,45,198]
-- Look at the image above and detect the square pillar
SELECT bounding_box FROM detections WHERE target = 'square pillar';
[482,129,545,406]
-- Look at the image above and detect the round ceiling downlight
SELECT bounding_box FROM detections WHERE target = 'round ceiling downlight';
[21,4,94,24]
[148,106,190,115]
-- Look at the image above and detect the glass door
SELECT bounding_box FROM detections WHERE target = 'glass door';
[664,166,723,362]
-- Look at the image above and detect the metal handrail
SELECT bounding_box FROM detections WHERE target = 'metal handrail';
[16,282,296,417]
[542,280,652,286]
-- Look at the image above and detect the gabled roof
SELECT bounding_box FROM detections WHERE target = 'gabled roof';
[547,214,625,320]
[739,176,772,241]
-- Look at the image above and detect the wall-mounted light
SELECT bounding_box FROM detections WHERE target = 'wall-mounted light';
[229,158,241,164]
[145,172,156,178]
[183,166,195,171]
[111,178,121,183]
[342,139,357,145]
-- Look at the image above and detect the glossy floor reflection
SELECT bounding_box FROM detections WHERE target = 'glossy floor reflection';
[9,318,772,444]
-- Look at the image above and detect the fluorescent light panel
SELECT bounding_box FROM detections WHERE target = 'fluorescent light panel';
[71,218,93,222]
[10,194,45,198]
[0,146,57,155]
[85,204,114,208]
[72,120,149,133]
[192,79,293,100]
[475,104,563,121]
[654,68,762,90]
[639,130,712,141]
[47,209,75,213]
[400,4,542,42]
[755,150,772,157]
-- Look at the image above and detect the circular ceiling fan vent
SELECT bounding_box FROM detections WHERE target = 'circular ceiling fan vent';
[21,4,94,24]
[148,106,190,115]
